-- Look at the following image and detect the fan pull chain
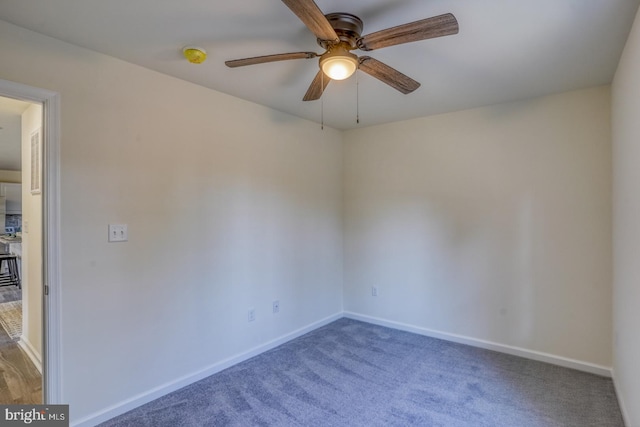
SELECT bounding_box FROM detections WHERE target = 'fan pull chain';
[321,72,324,130]
[356,67,360,124]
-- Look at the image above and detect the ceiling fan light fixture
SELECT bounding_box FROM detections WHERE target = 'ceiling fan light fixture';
[320,46,358,80]
[183,46,207,64]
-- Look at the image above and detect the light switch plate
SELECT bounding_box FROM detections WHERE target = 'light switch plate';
[108,224,128,242]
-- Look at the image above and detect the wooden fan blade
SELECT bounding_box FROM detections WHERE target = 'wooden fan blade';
[225,52,317,68]
[358,13,458,51]
[281,0,339,43]
[303,70,331,101]
[359,56,420,94]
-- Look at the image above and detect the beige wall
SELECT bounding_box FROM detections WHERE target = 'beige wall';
[20,103,43,364]
[344,86,612,367]
[0,14,626,426]
[0,20,344,424]
[612,5,640,425]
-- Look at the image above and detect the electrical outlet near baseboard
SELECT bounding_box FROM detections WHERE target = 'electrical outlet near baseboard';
[372,287,378,297]
[273,300,280,314]
[248,308,256,322]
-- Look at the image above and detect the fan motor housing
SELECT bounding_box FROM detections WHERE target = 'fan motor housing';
[318,13,363,49]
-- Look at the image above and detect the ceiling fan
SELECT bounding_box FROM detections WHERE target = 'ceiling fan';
[225,0,459,101]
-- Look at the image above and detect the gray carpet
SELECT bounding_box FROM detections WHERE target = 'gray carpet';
[99,318,624,426]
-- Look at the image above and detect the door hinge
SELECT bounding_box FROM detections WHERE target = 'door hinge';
[44,285,49,296]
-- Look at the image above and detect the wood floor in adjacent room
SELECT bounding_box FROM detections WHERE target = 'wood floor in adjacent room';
[0,286,41,404]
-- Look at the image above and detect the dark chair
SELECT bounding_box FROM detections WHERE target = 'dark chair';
[0,254,21,288]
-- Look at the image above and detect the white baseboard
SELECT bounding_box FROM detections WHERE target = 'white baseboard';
[72,311,615,426]
[72,312,343,427]
[18,335,42,374]
[611,369,630,426]
[344,311,613,378]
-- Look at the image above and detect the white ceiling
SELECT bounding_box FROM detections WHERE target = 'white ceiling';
[0,0,638,130]
[0,96,31,171]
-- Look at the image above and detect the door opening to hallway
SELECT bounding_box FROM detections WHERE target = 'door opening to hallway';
[0,78,61,404]
[0,95,43,404]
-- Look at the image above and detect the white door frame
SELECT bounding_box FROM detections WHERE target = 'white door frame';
[0,78,62,403]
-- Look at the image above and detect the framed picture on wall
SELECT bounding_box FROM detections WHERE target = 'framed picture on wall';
[31,128,41,194]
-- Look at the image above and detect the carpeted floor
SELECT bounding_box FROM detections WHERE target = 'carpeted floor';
[99,318,624,427]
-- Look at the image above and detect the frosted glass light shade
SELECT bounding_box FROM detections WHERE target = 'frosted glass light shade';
[320,47,358,80]
[321,57,358,80]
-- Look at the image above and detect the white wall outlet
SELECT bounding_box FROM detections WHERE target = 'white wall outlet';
[273,300,280,314]
[248,308,256,322]
[108,224,128,242]
[372,287,378,297]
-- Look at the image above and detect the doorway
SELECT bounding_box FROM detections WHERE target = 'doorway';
[0,96,42,403]
[0,79,61,404]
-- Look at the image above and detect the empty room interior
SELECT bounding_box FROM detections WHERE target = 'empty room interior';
[1,0,640,426]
